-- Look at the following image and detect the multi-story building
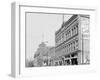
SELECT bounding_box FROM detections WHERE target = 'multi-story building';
[54,15,90,66]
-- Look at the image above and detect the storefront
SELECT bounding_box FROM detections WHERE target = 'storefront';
[62,52,78,65]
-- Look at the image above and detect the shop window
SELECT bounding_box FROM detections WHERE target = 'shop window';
[71,58,78,65]
[59,61,62,65]
[67,60,70,65]
[65,60,67,65]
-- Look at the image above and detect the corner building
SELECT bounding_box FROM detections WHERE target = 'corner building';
[55,15,90,66]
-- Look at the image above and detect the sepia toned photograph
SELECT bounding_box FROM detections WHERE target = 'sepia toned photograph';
[25,12,90,67]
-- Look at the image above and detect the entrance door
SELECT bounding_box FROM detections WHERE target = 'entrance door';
[71,58,78,65]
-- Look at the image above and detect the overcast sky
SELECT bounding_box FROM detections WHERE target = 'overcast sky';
[26,13,72,60]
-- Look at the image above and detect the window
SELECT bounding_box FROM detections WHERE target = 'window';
[69,44,70,53]
[59,35,61,44]
[67,45,69,53]
[72,26,76,36]
[67,31,69,39]
[75,39,78,49]
[65,55,67,58]
[70,43,72,52]
[55,62,57,66]
[62,33,64,39]
[59,61,62,65]
[74,26,76,35]
[73,41,75,50]
[65,45,67,53]
[65,31,68,40]
[64,33,66,41]
[69,30,71,38]
[76,23,78,34]
[72,27,74,36]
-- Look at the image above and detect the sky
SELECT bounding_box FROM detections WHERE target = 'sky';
[26,12,72,60]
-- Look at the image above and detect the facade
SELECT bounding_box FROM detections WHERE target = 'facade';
[55,15,90,66]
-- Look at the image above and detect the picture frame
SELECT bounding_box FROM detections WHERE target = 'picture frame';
[11,2,96,78]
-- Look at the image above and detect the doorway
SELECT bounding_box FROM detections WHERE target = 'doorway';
[71,58,78,65]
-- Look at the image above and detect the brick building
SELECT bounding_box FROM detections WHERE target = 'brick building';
[54,15,90,66]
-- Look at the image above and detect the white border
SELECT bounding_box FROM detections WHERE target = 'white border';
[12,2,96,78]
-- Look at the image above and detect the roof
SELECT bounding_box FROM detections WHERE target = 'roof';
[55,15,78,35]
